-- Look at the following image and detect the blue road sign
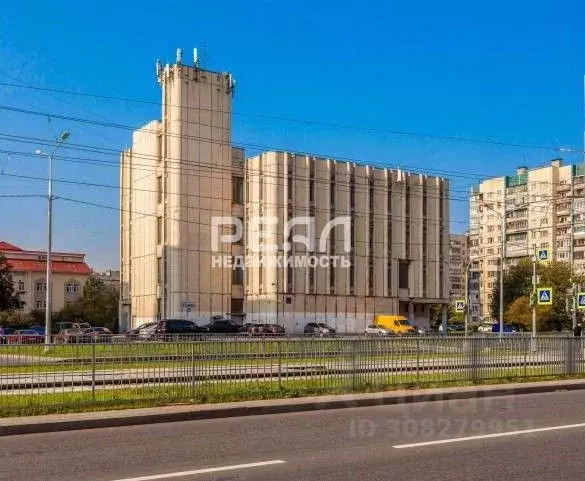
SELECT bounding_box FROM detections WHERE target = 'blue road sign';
[537,249,549,263]
[578,293,585,310]
[455,300,465,312]
[537,288,552,305]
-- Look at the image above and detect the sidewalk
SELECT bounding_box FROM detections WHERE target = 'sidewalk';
[3,378,585,436]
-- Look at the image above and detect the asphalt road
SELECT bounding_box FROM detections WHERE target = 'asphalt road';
[3,390,585,480]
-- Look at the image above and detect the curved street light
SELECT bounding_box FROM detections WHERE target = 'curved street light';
[35,131,71,347]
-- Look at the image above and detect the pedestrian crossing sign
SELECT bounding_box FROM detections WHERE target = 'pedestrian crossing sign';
[454,300,465,312]
[578,293,585,310]
[537,248,549,263]
[537,288,552,305]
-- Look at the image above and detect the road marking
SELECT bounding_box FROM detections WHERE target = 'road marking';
[109,460,286,481]
[393,422,585,449]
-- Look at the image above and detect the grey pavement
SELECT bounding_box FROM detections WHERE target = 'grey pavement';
[2,388,585,480]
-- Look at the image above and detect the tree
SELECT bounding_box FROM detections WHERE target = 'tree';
[0,254,23,311]
[56,275,119,331]
[493,260,584,330]
[505,296,532,329]
[490,259,532,320]
[0,310,34,328]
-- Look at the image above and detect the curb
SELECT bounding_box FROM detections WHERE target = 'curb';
[2,379,585,436]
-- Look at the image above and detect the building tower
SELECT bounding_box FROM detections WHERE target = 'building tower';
[120,49,242,329]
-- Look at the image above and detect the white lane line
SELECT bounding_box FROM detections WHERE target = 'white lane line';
[109,459,286,481]
[393,422,585,449]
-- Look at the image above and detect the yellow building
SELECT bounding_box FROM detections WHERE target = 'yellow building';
[0,241,91,312]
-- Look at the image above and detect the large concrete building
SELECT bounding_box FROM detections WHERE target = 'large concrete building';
[120,50,240,330]
[0,241,91,312]
[120,51,451,333]
[469,159,585,318]
[244,152,450,333]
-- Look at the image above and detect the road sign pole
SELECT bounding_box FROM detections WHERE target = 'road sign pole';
[531,255,537,352]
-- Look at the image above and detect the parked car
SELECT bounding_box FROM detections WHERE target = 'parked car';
[438,324,464,333]
[55,328,86,344]
[7,329,44,344]
[261,324,286,336]
[200,318,241,334]
[128,322,158,341]
[54,321,91,334]
[412,325,433,335]
[239,323,264,336]
[477,322,494,333]
[304,322,336,337]
[364,324,393,336]
[82,327,113,343]
[154,319,202,339]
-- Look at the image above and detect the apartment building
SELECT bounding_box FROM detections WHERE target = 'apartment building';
[469,159,585,318]
[95,270,120,291]
[121,51,451,332]
[448,235,467,300]
[0,241,91,312]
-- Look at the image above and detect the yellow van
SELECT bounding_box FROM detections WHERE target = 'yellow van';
[373,315,415,335]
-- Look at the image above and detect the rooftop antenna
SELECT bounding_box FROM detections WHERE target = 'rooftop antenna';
[193,48,199,68]
[176,48,183,65]
[199,41,209,69]
[155,58,162,83]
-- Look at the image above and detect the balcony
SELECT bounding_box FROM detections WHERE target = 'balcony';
[506,221,528,233]
[557,183,571,192]
[506,243,529,258]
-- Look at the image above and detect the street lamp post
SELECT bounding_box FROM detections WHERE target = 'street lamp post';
[499,204,505,339]
[35,131,70,347]
[478,201,506,339]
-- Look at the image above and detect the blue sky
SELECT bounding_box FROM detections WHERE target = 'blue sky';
[1,0,584,269]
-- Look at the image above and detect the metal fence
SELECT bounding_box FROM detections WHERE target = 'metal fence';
[0,336,583,416]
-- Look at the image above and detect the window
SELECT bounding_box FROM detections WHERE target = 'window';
[330,183,335,207]
[36,300,46,309]
[288,176,294,201]
[286,265,293,291]
[17,280,25,292]
[35,281,46,292]
[157,257,163,285]
[157,216,163,245]
[308,266,315,293]
[399,261,409,290]
[232,262,243,285]
[65,282,80,294]
[309,179,315,202]
[330,266,335,292]
[157,176,163,204]
[232,176,244,204]
[235,218,244,245]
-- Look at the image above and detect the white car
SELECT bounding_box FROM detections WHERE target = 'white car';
[364,324,393,336]
[477,322,494,333]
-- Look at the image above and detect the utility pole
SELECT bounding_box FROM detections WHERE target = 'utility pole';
[464,262,469,336]
[35,131,70,348]
[500,202,506,339]
[571,188,577,330]
[532,253,537,351]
